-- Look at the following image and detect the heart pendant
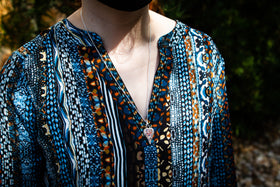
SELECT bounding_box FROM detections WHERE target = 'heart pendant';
[143,127,154,144]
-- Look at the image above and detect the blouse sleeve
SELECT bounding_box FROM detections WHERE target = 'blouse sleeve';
[0,52,45,186]
[209,40,236,186]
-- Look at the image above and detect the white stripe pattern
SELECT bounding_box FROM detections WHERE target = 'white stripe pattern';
[97,72,127,187]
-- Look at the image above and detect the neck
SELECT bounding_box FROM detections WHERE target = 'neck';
[79,0,151,52]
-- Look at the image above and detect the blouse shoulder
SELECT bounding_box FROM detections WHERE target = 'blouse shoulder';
[1,29,51,74]
[0,27,53,110]
[179,22,223,67]
[167,20,215,50]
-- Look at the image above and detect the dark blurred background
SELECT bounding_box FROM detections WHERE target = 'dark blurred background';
[1,0,280,186]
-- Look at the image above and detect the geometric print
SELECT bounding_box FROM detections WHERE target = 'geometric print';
[77,30,174,185]
[0,18,236,186]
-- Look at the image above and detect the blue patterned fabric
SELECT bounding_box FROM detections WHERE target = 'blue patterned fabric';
[0,18,236,186]
[144,145,158,187]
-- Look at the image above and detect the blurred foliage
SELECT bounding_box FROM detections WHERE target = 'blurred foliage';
[1,0,279,138]
[0,0,80,49]
[161,0,280,138]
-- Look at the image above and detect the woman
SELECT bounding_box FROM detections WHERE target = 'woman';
[0,0,236,186]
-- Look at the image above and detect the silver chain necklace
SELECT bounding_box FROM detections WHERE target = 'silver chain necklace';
[80,9,154,144]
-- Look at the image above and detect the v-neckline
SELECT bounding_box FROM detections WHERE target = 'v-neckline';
[63,18,177,128]
[80,43,167,126]
[97,45,165,124]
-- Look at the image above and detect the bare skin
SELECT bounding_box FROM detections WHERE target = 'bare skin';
[68,0,176,120]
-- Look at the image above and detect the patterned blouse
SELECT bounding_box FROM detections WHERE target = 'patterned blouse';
[0,19,236,186]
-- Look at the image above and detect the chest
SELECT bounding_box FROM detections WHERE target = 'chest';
[108,47,160,119]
